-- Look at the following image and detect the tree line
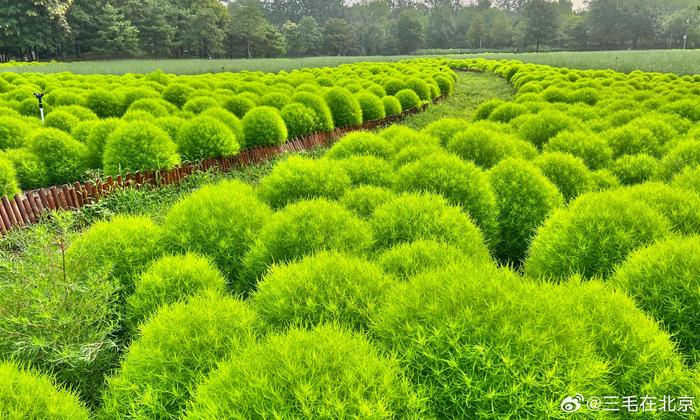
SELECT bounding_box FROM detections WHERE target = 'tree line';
[0,0,699,61]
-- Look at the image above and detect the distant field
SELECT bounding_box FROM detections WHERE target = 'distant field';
[2,49,698,75]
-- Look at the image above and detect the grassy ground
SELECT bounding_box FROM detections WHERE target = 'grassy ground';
[3,49,698,75]
[0,71,510,248]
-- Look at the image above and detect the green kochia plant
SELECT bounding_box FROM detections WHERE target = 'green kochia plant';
[340,185,397,219]
[242,106,288,148]
[252,251,397,332]
[27,128,89,186]
[610,236,700,364]
[0,154,20,196]
[376,239,471,281]
[0,361,91,419]
[534,152,595,202]
[100,293,257,420]
[326,132,393,160]
[162,180,272,286]
[323,87,363,128]
[241,199,374,294]
[185,325,429,418]
[102,122,180,176]
[175,115,240,161]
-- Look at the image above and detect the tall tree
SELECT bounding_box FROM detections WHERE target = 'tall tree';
[323,18,354,55]
[93,3,140,59]
[0,0,73,59]
[227,0,268,58]
[397,10,424,53]
[282,16,323,56]
[521,0,560,51]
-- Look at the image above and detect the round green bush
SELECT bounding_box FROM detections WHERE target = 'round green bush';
[355,92,386,121]
[405,77,432,101]
[382,96,402,116]
[446,126,521,169]
[394,89,421,111]
[611,153,659,185]
[44,109,81,133]
[153,115,185,141]
[223,94,256,118]
[611,236,700,363]
[524,191,671,280]
[371,262,610,418]
[1,148,47,190]
[162,83,193,108]
[291,92,334,132]
[70,120,100,143]
[433,74,454,96]
[421,118,469,145]
[472,98,506,120]
[393,154,499,245]
[370,192,490,260]
[604,125,663,158]
[618,182,700,235]
[103,122,180,175]
[84,118,123,169]
[534,152,595,202]
[280,102,316,139]
[672,166,700,195]
[336,155,394,187]
[100,293,257,419]
[241,199,373,293]
[376,239,474,281]
[657,139,700,180]
[176,116,239,161]
[326,131,393,160]
[0,361,90,420]
[382,78,406,95]
[0,154,20,196]
[66,215,164,293]
[162,180,271,284]
[257,156,351,209]
[488,102,528,123]
[27,128,88,185]
[242,106,288,148]
[340,185,397,219]
[511,109,579,148]
[0,116,29,149]
[543,130,612,170]
[127,98,174,117]
[122,110,155,122]
[199,108,244,141]
[126,253,227,332]
[488,158,564,264]
[591,168,621,190]
[185,325,427,419]
[182,96,219,114]
[252,251,397,331]
[85,89,123,118]
[323,87,363,128]
[259,92,290,110]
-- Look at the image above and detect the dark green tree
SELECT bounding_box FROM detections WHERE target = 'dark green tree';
[521,0,560,51]
[323,18,354,55]
[93,3,140,59]
[397,10,424,53]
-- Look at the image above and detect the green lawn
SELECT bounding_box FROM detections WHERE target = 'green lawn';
[2,49,699,75]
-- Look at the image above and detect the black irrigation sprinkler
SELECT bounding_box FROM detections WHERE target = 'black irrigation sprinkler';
[34,92,45,123]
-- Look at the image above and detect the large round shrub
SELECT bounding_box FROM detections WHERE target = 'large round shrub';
[672,166,700,195]
[1,148,47,190]
[534,152,595,202]
[618,182,700,235]
[371,262,610,418]
[100,294,257,419]
[162,83,193,108]
[223,94,256,118]
[126,253,227,331]
[252,251,396,331]
[394,89,421,111]
[176,115,239,161]
[393,154,499,245]
[488,158,564,264]
[182,96,219,114]
[0,361,90,419]
[406,77,432,101]
[44,109,81,133]
[340,185,397,219]
[199,107,244,141]
[611,236,700,363]
[66,215,164,293]
[370,192,490,260]
[446,126,521,168]
[604,125,663,158]
[127,98,173,117]
[336,155,394,187]
[382,77,405,95]
[185,325,427,419]
[241,199,373,293]
[326,131,393,160]
[0,154,20,196]
[85,89,123,118]
[0,116,29,149]
[163,180,271,284]
[291,92,334,132]
[511,109,579,148]
[543,130,612,170]
[323,87,363,128]
[611,153,659,185]
[257,156,351,208]
[488,102,528,123]
[259,92,290,110]
[421,118,470,145]
[27,128,88,185]
[524,191,671,280]
[472,98,506,120]
[103,121,180,175]
[84,118,123,169]
[355,92,386,121]
[657,139,700,180]
[280,102,316,139]
[376,239,476,281]
[242,106,288,148]
[382,96,402,116]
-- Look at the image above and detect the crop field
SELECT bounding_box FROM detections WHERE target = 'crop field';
[1,55,700,419]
